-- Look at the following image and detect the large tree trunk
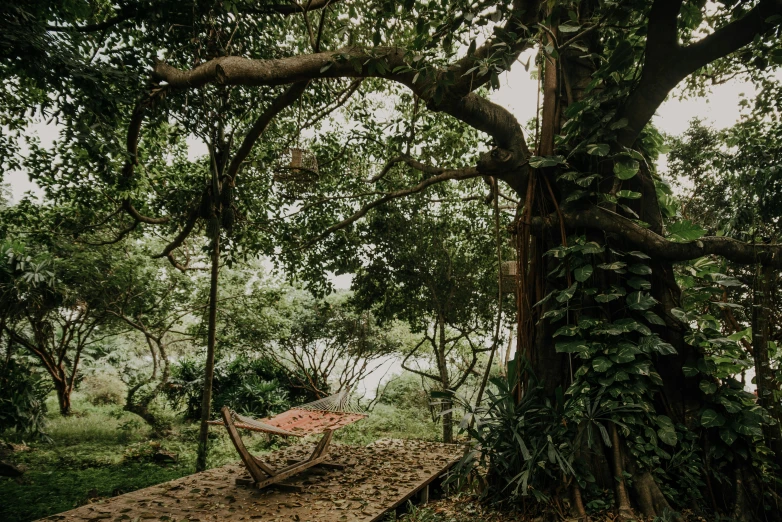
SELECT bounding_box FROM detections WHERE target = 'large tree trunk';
[509,28,710,518]
[196,233,220,472]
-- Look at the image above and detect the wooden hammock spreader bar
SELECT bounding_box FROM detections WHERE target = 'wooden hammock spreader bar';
[210,392,367,490]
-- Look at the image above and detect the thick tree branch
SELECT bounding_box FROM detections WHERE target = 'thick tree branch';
[619,0,782,146]
[225,82,309,180]
[151,48,414,89]
[122,200,170,225]
[152,201,201,259]
[547,206,782,267]
[152,49,530,164]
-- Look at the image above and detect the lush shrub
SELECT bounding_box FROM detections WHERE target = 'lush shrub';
[0,358,50,439]
[378,372,432,411]
[80,373,125,406]
[166,356,311,420]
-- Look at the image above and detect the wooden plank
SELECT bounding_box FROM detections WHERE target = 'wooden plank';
[371,451,460,518]
[419,484,429,505]
[310,429,333,459]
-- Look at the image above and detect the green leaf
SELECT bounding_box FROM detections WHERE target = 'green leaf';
[667,220,706,242]
[554,324,579,337]
[595,293,622,303]
[586,143,610,156]
[541,308,567,322]
[558,23,581,33]
[656,415,677,446]
[556,282,578,303]
[616,190,642,199]
[700,409,725,428]
[628,264,652,275]
[574,264,593,282]
[610,345,636,364]
[719,427,737,445]
[613,159,639,180]
[699,380,717,394]
[556,340,590,353]
[642,311,666,326]
[598,261,626,271]
[682,363,699,377]
[627,277,651,290]
[626,291,657,311]
[609,118,628,130]
[582,242,604,254]
[670,307,690,322]
[529,155,566,168]
[592,357,612,372]
[575,174,600,187]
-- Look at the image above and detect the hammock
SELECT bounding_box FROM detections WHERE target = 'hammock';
[208,389,367,490]
[207,388,367,437]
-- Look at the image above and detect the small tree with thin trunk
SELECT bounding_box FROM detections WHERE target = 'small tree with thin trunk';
[351,193,505,442]
[0,239,118,415]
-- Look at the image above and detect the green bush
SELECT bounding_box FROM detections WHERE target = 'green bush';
[166,356,311,420]
[0,358,49,439]
[378,373,431,411]
[80,372,125,406]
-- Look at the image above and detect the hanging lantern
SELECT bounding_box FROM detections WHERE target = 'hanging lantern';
[501,260,517,294]
[273,147,319,184]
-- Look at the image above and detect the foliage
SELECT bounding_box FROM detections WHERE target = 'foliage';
[221,280,401,397]
[166,355,302,420]
[0,356,50,439]
[2,0,782,517]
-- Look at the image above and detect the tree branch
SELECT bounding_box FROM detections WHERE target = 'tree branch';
[619,0,782,147]
[302,163,481,247]
[225,82,309,181]
[548,206,782,267]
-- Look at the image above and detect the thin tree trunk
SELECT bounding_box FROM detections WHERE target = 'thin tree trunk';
[54,377,72,416]
[196,234,220,472]
[435,315,453,443]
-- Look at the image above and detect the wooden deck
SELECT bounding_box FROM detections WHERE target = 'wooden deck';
[39,439,463,522]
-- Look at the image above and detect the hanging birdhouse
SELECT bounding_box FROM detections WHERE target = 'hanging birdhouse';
[501,260,517,294]
[273,147,319,185]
